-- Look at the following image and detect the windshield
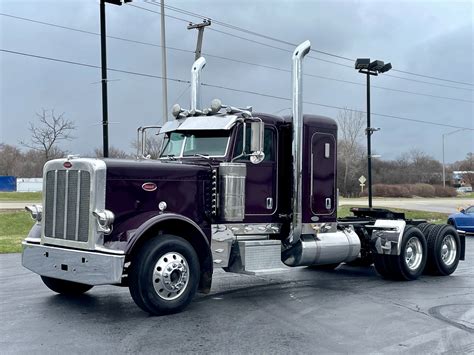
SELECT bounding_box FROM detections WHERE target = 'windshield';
[160,130,230,157]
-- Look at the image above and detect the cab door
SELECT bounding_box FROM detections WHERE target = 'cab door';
[311,132,336,216]
[233,125,277,217]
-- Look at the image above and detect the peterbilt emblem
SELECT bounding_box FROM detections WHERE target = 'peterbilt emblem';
[142,182,157,191]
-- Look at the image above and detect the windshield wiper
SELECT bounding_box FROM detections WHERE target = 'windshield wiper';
[191,153,211,159]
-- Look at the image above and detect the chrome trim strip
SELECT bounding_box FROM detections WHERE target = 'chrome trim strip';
[63,169,69,239]
[52,170,57,237]
[220,223,282,235]
[75,170,81,241]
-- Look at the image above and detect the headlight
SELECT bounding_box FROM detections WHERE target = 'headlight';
[93,209,115,233]
[25,205,42,222]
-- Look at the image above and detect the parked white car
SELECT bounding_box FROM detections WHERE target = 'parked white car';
[457,186,473,193]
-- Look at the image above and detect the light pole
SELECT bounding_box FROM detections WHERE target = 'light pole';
[160,0,168,123]
[442,129,464,187]
[100,0,132,157]
[355,58,392,208]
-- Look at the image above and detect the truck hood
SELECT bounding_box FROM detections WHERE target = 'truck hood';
[104,158,212,181]
[102,159,213,224]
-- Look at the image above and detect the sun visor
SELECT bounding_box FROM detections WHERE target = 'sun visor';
[160,115,239,133]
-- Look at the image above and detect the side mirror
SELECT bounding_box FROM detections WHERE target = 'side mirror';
[460,208,466,214]
[249,121,265,164]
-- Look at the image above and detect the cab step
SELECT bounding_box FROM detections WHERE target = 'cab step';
[226,240,288,275]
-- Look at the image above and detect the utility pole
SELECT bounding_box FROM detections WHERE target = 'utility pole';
[160,0,168,122]
[187,19,211,60]
[100,0,109,157]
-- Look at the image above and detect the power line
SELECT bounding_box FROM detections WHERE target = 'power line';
[0,48,190,84]
[3,12,471,102]
[201,83,473,130]
[1,48,471,131]
[199,52,473,103]
[129,4,474,92]
[147,1,474,87]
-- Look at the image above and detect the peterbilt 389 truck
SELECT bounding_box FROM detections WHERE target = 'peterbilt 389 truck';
[22,41,465,315]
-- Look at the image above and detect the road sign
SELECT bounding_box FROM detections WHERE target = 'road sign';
[359,175,367,184]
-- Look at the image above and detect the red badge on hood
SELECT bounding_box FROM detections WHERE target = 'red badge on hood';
[142,182,157,191]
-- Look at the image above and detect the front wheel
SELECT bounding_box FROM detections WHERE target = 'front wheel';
[129,234,200,316]
[41,276,93,295]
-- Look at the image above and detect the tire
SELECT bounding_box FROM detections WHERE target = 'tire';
[374,226,427,280]
[425,224,460,276]
[417,222,436,237]
[41,276,93,295]
[308,263,341,270]
[129,234,200,316]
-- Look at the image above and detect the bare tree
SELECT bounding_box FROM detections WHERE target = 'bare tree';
[336,108,365,195]
[0,143,23,176]
[21,109,75,160]
[93,146,130,159]
[459,152,474,186]
[131,135,163,159]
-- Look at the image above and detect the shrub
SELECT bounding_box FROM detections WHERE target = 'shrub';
[434,185,457,197]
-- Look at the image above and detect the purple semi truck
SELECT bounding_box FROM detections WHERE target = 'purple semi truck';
[22,41,465,315]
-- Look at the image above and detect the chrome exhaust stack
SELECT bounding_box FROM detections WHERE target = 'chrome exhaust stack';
[190,57,206,113]
[282,41,361,267]
[289,40,311,244]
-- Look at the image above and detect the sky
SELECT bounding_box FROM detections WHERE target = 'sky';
[0,0,473,163]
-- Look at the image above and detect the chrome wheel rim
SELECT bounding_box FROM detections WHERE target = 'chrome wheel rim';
[152,252,189,301]
[440,235,457,266]
[404,237,423,271]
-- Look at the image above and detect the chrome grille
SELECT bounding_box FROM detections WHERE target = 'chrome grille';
[45,169,91,242]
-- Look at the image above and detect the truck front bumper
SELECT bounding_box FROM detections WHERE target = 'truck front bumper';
[22,242,125,285]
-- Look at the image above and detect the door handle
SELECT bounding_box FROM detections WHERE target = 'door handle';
[266,197,273,210]
[325,198,332,210]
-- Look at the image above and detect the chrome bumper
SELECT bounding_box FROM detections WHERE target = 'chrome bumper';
[22,242,125,285]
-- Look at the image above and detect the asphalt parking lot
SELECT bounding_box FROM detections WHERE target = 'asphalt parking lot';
[1,238,473,354]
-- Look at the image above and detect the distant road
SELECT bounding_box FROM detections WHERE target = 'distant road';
[340,197,473,214]
[0,202,39,211]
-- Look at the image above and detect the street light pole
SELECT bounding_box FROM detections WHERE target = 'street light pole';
[100,0,109,158]
[355,58,392,209]
[160,0,168,123]
[366,71,373,208]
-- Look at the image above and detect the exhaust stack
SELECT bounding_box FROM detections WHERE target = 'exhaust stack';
[282,40,361,267]
[290,40,311,243]
[190,57,206,112]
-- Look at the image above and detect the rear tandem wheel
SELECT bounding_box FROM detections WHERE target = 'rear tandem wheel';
[374,226,427,281]
[424,224,460,276]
